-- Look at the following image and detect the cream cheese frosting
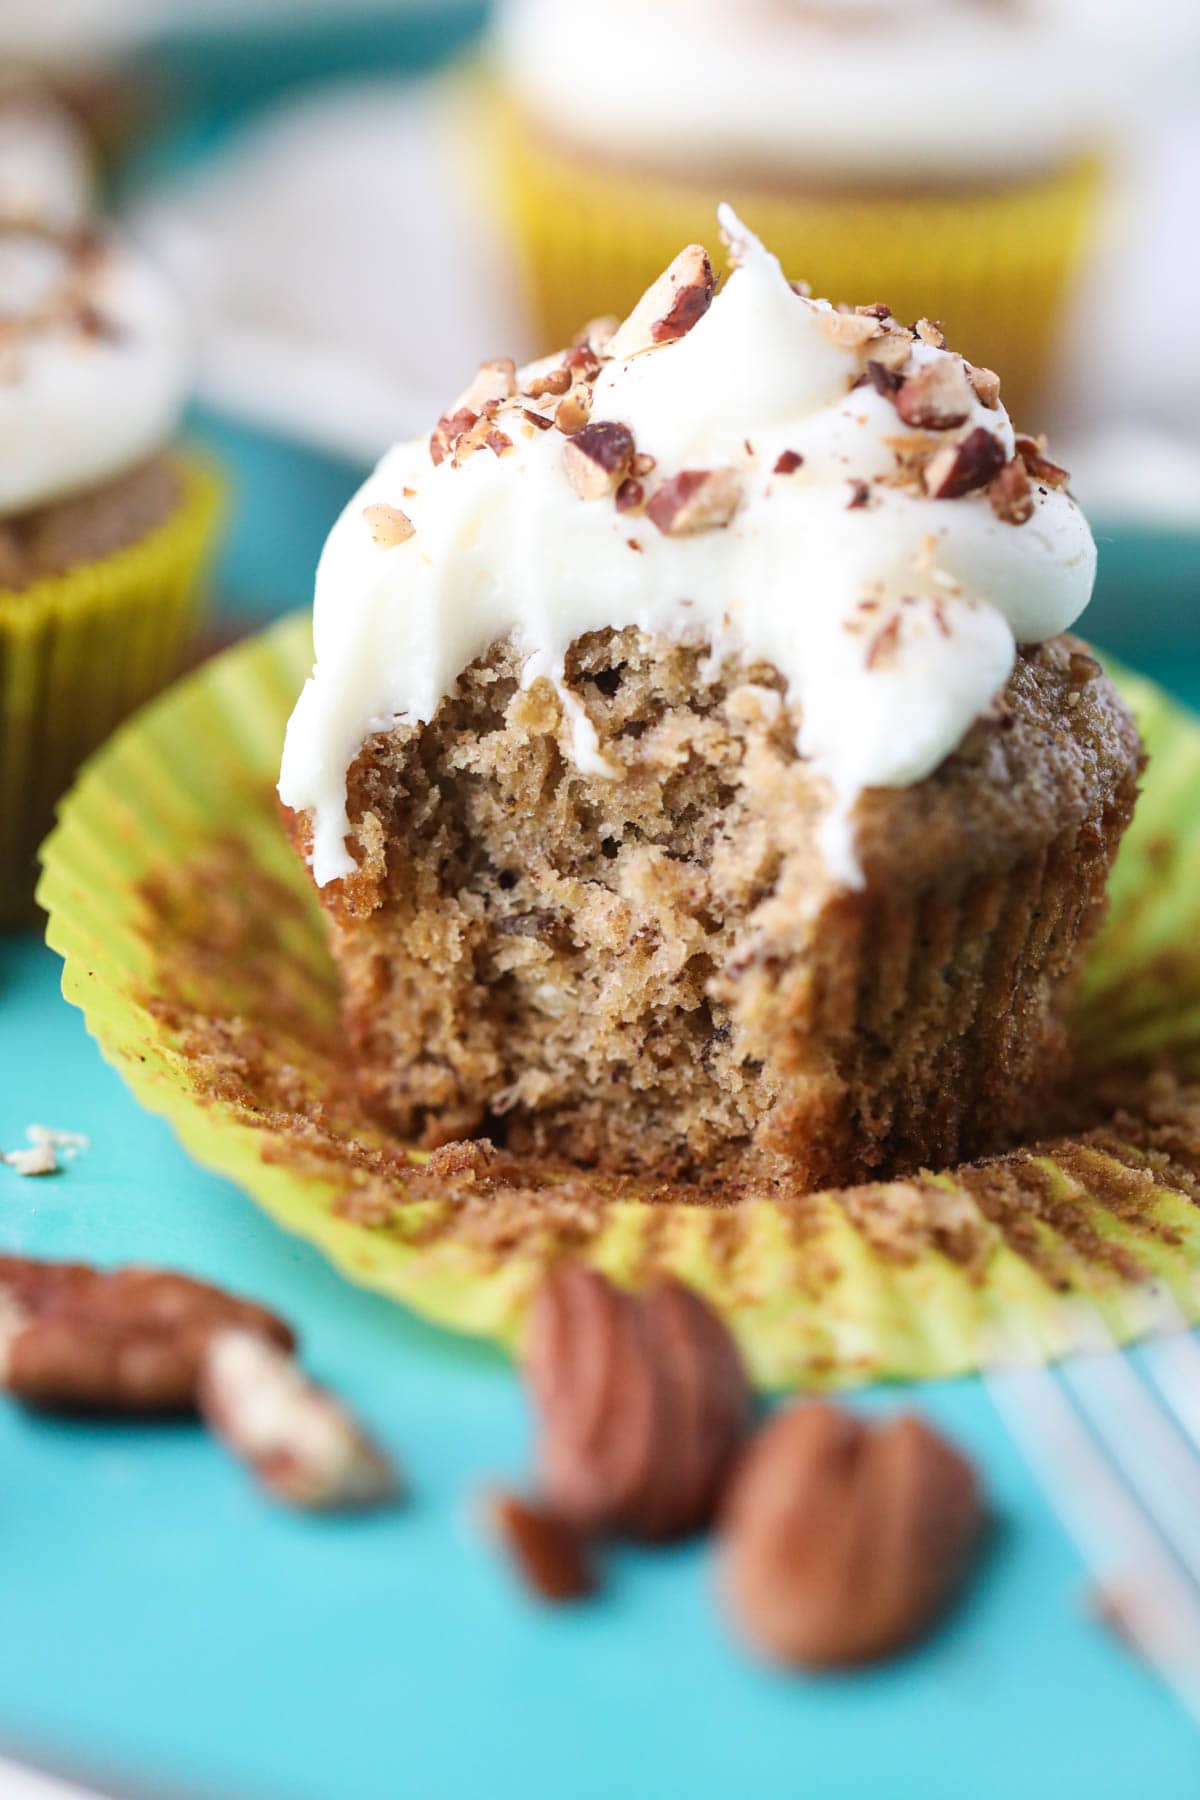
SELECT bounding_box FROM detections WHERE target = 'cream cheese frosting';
[0,226,192,517]
[495,0,1175,180]
[279,209,1096,890]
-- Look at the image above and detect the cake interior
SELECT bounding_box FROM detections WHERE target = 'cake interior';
[298,627,1140,1191]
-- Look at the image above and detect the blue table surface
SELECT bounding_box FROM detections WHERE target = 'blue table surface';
[2,413,1200,1800]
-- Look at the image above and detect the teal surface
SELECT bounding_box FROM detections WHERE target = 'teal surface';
[1,417,1199,1796]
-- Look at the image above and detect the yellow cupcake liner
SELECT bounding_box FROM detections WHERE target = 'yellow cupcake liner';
[38,612,1200,1389]
[491,96,1101,428]
[1,455,222,926]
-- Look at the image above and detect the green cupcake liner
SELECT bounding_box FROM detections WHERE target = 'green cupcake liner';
[38,612,1200,1388]
[1,456,223,925]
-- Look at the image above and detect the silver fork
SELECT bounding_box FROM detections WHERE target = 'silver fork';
[986,1285,1200,1726]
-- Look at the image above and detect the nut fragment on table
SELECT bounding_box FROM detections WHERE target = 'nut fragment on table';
[483,1490,597,1603]
[523,1264,750,1542]
[720,1402,983,1668]
[199,1327,397,1511]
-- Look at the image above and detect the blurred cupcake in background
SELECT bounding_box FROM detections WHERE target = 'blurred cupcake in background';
[0,221,221,923]
[0,77,94,228]
[493,0,1117,424]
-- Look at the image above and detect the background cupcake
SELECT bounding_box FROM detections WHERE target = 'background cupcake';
[0,219,220,922]
[492,0,1121,425]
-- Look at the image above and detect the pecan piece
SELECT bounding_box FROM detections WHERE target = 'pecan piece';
[924,427,1006,499]
[988,458,1034,525]
[967,363,1001,409]
[721,1403,983,1668]
[483,1490,597,1603]
[774,450,803,475]
[523,1265,749,1542]
[895,359,975,431]
[199,1329,397,1511]
[555,385,593,436]
[362,503,415,548]
[646,467,742,537]
[1015,432,1071,489]
[913,318,947,349]
[0,1258,293,1414]
[821,309,885,351]
[606,245,715,361]
[429,405,478,467]
[562,420,636,500]
[451,357,517,415]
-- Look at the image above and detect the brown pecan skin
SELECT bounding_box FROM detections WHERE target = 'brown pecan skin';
[721,1403,982,1668]
[0,1259,294,1414]
[523,1265,749,1542]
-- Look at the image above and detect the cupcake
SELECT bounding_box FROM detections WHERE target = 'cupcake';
[490,0,1109,424]
[0,222,220,923]
[278,209,1140,1191]
[0,79,93,229]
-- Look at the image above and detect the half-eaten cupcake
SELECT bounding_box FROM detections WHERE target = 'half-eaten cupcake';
[279,208,1141,1192]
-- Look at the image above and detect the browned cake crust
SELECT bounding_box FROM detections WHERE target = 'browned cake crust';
[288,628,1141,1191]
[0,453,181,590]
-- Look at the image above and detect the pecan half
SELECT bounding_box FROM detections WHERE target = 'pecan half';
[199,1328,396,1510]
[988,458,1034,525]
[895,359,975,431]
[483,1490,597,1603]
[721,1403,983,1668]
[0,1258,294,1414]
[1015,432,1071,489]
[606,245,715,361]
[562,421,636,500]
[924,427,1006,499]
[523,1265,749,1542]
[646,468,742,536]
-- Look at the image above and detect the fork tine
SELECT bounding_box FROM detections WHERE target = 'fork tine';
[986,1355,1200,1726]
[1060,1344,1200,1595]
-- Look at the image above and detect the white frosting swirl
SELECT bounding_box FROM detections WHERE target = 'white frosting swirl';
[0,90,93,229]
[0,227,192,516]
[495,0,1185,179]
[279,211,1096,889]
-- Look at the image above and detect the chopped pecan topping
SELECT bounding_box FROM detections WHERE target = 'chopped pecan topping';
[485,428,513,457]
[821,309,886,351]
[456,357,517,411]
[523,1265,749,1541]
[863,359,904,397]
[429,405,478,467]
[967,364,1001,409]
[865,613,902,667]
[857,302,893,320]
[895,359,975,431]
[574,314,618,355]
[0,1257,293,1414]
[564,342,602,383]
[555,386,593,436]
[774,449,804,475]
[200,1328,397,1511]
[526,366,571,400]
[913,318,947,349]
[615,477,645,513]
[646,467,743,537]
[988,458,1034,525]
[483,1491,598,1603]
[522,407,553,432]
[631,451,657,477]
[924,427,1006,499]
[847,480,871,510]
[721,1403,983,1668]
[563,421,636,500]
[1015,432,1071,489]
[606,244,715,361]
[362,502,415,548]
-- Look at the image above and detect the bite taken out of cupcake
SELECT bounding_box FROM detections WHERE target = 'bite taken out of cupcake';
[279,209,1141,1195]
[0,220,221,923]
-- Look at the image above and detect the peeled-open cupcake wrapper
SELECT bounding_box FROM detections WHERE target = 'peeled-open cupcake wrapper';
[490,91,1100,428]
[0,457,223,926]
[37,611,1200,1389]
